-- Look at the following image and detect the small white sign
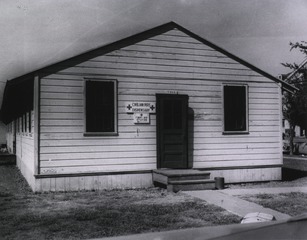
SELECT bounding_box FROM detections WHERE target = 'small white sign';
[125,102,156,113]
[133,113,150,124]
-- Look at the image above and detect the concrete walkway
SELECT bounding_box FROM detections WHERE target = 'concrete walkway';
[185,188,293,221]
[220,186,307,196]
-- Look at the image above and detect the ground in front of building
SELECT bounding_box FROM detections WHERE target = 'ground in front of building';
[0,165,240,240]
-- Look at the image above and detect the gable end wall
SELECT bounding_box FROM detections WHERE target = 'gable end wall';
[36,28,282,189]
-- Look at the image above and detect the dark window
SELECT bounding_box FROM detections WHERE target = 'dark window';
[86,80,116,133]
[224,85,247,132]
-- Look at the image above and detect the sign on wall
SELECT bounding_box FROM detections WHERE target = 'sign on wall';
[125,102,156,113]
[125,102,155,124]
[133,113,150,124]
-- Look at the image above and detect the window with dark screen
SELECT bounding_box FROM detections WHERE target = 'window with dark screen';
[223,85,248,133]
[85,80,117,134]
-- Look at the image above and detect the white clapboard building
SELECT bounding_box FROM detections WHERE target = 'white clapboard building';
[1,22,295,192]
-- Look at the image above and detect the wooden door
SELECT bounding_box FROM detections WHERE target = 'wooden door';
[157,94,188,169]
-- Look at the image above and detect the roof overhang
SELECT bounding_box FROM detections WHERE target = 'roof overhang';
[0,76,34,124]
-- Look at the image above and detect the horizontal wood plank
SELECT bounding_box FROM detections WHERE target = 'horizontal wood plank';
[38,27,282,176]
[40,164,156,174]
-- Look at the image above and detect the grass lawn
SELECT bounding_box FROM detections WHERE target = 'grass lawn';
[241,192,307,216]
[0,166,241,240]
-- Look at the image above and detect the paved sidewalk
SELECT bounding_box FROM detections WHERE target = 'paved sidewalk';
[220,186,307,196]
[185,189,291,221]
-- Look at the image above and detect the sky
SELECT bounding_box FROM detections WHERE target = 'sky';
[1,0,307,104]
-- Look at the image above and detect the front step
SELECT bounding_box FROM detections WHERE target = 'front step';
[167,179,216,192]
[153,169,215,192]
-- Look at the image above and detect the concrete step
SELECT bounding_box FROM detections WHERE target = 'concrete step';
[153,169,214,192]
[0,154,16,165]
[168,179,216,192]
[153,169,210,182]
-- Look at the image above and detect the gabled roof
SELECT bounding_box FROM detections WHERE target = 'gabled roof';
[1,21,297,123]
[5,21,296,92]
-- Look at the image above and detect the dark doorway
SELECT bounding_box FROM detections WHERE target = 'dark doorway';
[156,94,188,169]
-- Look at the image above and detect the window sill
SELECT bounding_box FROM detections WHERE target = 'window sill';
[223,131,249,135]
[84,132,118,137]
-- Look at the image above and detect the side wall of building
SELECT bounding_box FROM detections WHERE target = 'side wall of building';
[36,28,282,190]
[6,122,14,154]
[6,111,36,190]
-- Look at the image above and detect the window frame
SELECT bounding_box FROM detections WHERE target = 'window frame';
[24,113,27,133]
[222,84,249,135]
[84,78,118,136]
[22,115,24,133]
[16,118,18,133]
[17,117,20,133]
[28,111,32,133]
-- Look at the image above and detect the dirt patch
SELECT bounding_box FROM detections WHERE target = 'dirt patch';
[134,191,195,205]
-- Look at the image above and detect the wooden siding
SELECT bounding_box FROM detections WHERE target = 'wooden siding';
[6,122,14,153]
[39,28,282,180]
[34,173,152,192]
[11,111,36,189]
[209,167,281,183]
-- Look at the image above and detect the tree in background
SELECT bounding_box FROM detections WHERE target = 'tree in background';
[282,41,307,155]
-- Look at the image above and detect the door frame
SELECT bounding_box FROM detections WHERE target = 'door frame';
[156,94,189,169]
